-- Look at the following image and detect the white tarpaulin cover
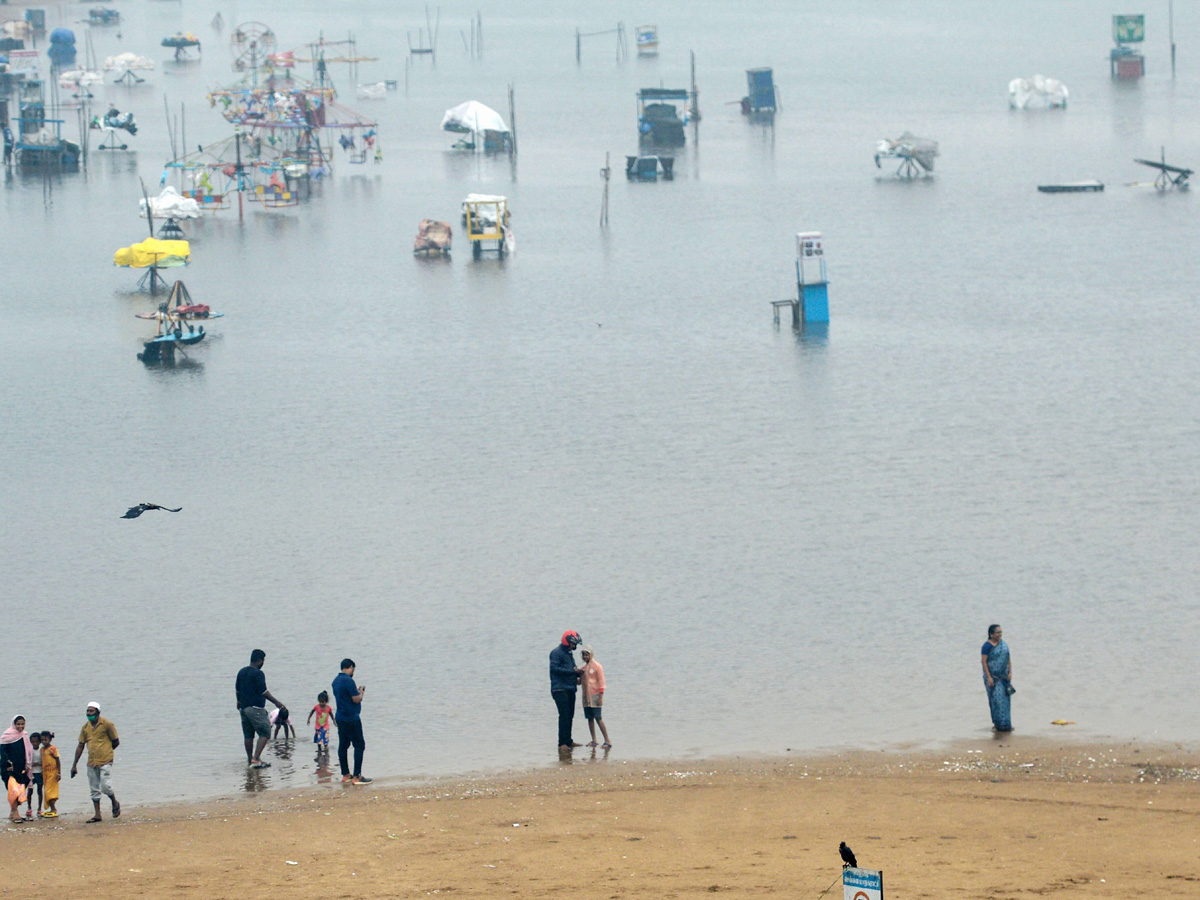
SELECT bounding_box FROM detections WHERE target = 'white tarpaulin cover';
[105,52,156,71]
[441,100,509,135]
[139,186,202,220]
[59,69,103,89]
[1008,75,1068,109]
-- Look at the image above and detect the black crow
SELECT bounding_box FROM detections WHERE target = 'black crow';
[121,503,183,519]
[839,842,857,868]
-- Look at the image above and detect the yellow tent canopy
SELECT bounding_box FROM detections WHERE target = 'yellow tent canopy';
[114,237,191,269]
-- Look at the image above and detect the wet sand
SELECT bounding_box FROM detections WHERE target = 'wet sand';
[3,739,1199,898]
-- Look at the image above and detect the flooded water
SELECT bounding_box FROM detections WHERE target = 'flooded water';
[3,0,1200,806]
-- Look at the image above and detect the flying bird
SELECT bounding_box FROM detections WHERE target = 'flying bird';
[121,503,183,519]
[839,842,857,868]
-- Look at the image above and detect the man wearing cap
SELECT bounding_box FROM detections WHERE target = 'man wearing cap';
[549,631,584,751]
[70,702,119,823]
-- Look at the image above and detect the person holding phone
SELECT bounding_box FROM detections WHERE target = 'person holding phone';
[332,658,371,784]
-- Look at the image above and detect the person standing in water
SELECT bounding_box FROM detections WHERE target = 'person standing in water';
[549,631,583,752]
[580,645,611,749]
[235,649,288,769]
[981,624,1013,733]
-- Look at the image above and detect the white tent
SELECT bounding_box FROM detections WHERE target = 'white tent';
[441,100,509,136]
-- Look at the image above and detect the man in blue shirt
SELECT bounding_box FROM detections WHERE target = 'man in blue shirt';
[332,658,371,784]
[235,649,287,768]
[549,631,583,752]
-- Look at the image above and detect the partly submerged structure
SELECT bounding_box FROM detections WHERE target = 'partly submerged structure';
[637,88,689,146]
[1134,147,1192,191]
[462,194,513,259]
[1009,75,1068,109]
[161,32,202,61]
[441,100,511,154]
[635,25,658,56]
[874,132,938,178]
[12,80,81,168]
[1110,14,1145,79]
[413,219,452,256]
[114,237,190,292]
[135,280,223,365]
[774,232,830,329]
[625,154,674,180]
[741,67,777,115]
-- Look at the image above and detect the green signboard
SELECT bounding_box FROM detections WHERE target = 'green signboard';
[1113,14,1145,43]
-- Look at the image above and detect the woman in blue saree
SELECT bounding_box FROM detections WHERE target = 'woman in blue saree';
[980,624,1013,732]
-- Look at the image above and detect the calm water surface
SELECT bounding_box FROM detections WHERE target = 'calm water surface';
[2,0,1199,806]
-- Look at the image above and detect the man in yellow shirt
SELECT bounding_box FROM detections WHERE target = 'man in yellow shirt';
[70,702,120,823]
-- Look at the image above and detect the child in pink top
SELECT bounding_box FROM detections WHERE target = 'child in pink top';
[306,691,335,758]
[580,646,611,749]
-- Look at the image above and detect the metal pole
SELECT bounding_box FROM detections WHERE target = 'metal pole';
[576,29,581,63]
[235,127,244,220]
[1170,0,1176,77]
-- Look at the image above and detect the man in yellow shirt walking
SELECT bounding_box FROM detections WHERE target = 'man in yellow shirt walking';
[70,702,120,824]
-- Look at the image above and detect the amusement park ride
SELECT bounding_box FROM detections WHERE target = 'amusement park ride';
[163,23,380,219]
[1133,146,1192,191]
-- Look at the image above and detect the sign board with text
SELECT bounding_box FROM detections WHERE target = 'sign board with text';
[844,867,883,900]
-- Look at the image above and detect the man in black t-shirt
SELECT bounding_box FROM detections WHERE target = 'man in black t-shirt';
[235,649,287,768]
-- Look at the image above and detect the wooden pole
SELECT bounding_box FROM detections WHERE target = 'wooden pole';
[576,28,581,63]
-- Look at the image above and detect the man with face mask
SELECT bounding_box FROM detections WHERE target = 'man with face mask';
[70,702,119,823]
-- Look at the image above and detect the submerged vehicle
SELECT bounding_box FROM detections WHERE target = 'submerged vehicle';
[462,194,513,259]
[625,154,674,180]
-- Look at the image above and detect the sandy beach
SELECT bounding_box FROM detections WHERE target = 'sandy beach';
[3,739,1198,898]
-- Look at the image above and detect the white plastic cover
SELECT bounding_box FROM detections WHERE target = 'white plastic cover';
[58,69,103,88]
[1008,75,1068,109]
[139,186,202,220]
[104,52,156,71]
[441,100,509,135]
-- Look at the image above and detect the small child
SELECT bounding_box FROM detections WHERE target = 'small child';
[38,731,59,818]
[306,691,335,757]
[269,706,296,739]
[580,646,611,749]
[26,732,42,819]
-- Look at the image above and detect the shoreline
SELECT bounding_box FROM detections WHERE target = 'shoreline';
[4,736,1199,897]
[5,734,1198,826]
